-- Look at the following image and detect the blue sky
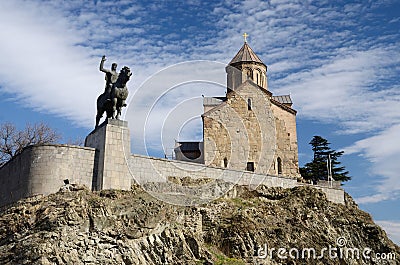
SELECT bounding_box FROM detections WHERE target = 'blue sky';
[0,0,399,244]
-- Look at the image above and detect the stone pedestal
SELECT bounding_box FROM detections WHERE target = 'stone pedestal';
[85,119,131,190]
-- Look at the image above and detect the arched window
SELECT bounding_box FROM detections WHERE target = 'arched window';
[253,69,262,86]
[277,157,282,175]
[223,157,228,168]
[247,98,252,110]
[245,68,252,80]
[261,73,265,87]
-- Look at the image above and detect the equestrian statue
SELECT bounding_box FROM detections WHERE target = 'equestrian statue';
[96,56,132,128]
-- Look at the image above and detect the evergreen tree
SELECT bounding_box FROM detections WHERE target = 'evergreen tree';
[300,136,350,182]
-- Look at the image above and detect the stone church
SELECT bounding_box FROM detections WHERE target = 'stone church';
[175,40,300,177]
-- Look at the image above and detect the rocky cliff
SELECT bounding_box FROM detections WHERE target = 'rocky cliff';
[0,183,398,264]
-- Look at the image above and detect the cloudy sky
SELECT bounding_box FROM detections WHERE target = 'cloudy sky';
[0,0,399,244]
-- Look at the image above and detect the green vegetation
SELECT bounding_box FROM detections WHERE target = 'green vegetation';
[215,257,246,265]
[300,135,350,182]
[205,244,246,265]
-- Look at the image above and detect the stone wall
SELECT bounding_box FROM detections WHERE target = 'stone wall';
[318,186,345,204]
[128,153,297,189]
[0,145,96,207]
[204,80,285,176]
[127,154,344,204]
[270,103,300,177]
[0,147,32,207]
[298,183,345,204]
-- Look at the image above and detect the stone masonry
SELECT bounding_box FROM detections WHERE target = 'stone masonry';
[0,144,95,207]
[203,80,276,174]
[85,118,131,190]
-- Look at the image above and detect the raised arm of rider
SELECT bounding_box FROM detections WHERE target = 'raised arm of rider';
[99,56,110,73]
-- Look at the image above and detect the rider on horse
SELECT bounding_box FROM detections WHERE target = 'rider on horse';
[95,56,131,128]
[99,55,119,103]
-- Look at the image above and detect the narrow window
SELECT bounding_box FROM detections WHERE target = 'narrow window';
[223,157,228,168]
[277,157,282,175]
[247,98,252,110]
[246,162,255,172]
[246,69,252,80]
[261,73,265,87]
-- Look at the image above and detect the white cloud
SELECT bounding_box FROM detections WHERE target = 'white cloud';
[0,1,100,127]
[345,125,400,203]
[274,48,400,133]
[125,61,227,154]
[375,220,400,246]
[0,0,203,129]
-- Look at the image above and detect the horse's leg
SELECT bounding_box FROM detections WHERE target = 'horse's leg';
[116,107,120,119]
[111,97,117,119]
[96,95,104,128]
[116,99,124,120]
[96,106,106,127]
[114,100,118,120]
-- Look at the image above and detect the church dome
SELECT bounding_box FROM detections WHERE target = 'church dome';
[229,42,265,66]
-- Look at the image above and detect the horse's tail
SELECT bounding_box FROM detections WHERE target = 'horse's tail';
[96,94,104,110]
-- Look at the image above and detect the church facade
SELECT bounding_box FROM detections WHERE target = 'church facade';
[175,41,300,177]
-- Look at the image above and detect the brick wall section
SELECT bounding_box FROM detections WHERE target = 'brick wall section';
[0,145,95,207]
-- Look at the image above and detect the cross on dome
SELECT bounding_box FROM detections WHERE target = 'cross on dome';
[243,32,249,43]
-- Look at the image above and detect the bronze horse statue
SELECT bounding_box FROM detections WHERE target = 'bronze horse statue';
[96,66,132,128]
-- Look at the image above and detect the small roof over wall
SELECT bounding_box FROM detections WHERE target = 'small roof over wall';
[272,95,292,105]
[174,141,203,152]
[203,97,226,106]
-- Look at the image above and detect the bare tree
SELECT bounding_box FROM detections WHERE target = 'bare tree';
[65,137,84,147]
[0,122,61,166]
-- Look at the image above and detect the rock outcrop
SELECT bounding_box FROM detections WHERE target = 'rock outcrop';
[0,184,398,264]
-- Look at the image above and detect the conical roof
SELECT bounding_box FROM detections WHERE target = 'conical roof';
[229,42,264,65]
